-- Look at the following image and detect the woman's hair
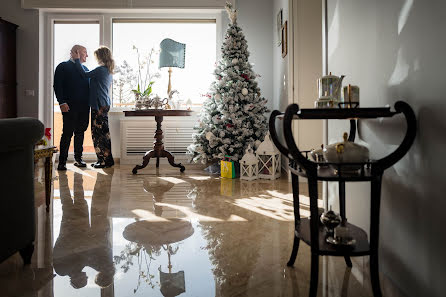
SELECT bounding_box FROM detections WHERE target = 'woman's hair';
[94,46,115,74]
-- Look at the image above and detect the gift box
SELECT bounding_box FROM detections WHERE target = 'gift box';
[220,156,239,179]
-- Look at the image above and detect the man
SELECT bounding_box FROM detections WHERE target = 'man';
[54,45,90,170]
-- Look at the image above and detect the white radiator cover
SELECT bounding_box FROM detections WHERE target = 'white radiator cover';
[120,115,197,164]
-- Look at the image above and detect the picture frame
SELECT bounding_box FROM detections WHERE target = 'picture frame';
[281,21,288,58]
[276,9,283,46]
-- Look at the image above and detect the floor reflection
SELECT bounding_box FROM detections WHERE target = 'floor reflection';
[0,164,392,297]
[118,219,194,296]
[53,169,115,292]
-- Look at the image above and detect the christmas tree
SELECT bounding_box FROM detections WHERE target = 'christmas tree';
[187,2,269,164]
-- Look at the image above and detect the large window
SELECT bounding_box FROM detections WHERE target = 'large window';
[112,20,216,109]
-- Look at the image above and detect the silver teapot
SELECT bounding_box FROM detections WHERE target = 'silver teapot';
[151,95,168,109]
[315,72,345,108]
[323,132,369,172]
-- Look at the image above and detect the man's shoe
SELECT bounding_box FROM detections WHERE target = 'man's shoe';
[74,159,87,168]
[91,161,102,167]
[57,164,67,171]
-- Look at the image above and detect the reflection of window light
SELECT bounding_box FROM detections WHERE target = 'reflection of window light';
[112,21,216,108]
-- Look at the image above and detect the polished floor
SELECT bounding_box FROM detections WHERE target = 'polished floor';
[0,163,402,297]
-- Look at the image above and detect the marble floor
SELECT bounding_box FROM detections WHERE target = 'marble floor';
[0,163,401,297]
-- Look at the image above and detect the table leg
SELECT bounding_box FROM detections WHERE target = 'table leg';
[162,149,185,172]
[132,150,157,174]
[132,115,186,174]
[287,172,301,267]
[44,156,51,212]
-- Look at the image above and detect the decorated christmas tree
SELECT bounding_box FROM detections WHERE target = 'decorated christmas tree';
[187,2,269,164]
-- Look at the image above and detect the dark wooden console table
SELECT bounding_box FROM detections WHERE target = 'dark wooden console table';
[124,109,192,174]
[269,101,416,297]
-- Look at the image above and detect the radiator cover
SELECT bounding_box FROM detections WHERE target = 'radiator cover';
[120,116,196,164]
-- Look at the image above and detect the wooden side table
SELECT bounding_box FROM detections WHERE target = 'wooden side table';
[269,101,417,297]
[34,146,58,212]
[124,109,193,174]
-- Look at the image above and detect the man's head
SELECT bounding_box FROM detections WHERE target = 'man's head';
[71,45,88,63]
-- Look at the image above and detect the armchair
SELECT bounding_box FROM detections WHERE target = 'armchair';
[0,117,44,264]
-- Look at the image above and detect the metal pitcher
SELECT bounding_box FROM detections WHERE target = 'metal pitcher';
[316,72,345,108]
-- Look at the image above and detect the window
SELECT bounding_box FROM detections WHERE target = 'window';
[112,20,216,109]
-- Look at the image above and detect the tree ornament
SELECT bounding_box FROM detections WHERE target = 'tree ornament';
[232,58,239,65]
[225,2,238,24]
[242,88,248,96]
[215,93,221,101]
[206,132,214,141]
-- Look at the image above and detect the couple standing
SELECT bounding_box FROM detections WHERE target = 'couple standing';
[54,44,115,170]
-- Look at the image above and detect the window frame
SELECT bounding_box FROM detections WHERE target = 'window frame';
[43,10,222,119]
[110,17,218,109]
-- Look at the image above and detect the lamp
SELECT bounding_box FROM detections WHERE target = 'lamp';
[159,38,186,98]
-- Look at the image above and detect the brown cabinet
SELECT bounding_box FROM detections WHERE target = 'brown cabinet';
[0,18,18,118]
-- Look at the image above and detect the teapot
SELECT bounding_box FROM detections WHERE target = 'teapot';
[151,95,168,109]
[316,72,345,108]
[310,144,325,162]
[323,132,369,171]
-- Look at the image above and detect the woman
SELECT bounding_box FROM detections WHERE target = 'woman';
[73,46,115,168]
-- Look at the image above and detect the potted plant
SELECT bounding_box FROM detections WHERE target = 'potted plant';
[132,46,160,109]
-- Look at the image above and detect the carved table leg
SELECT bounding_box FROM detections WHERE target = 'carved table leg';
[162,149,185,172]
[132,150,157,174]
[132,114,186,173]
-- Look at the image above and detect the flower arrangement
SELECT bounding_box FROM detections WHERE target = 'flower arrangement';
[36,128,52,146]
[131,46,160,99]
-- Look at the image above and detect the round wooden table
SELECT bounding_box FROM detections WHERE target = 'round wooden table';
[124,109,193,174]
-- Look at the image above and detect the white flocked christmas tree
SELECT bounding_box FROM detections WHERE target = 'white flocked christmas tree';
[188,2,269,164]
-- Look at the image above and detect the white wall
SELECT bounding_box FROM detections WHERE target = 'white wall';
[236,0,274,112]
[292,0,323,151]
[271,0,323,158]
[327,1,446,296]
[1,0,40,118]
[272,0,290,114]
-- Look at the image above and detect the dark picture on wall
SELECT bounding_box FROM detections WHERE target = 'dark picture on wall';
[281,21,287,58]
[277,9,283,46]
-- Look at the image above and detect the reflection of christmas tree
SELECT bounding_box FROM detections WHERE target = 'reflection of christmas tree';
[188,2,268,163]
[192,182,266,295]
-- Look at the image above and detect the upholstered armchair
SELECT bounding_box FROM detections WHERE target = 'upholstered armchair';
[0,117,44,264]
